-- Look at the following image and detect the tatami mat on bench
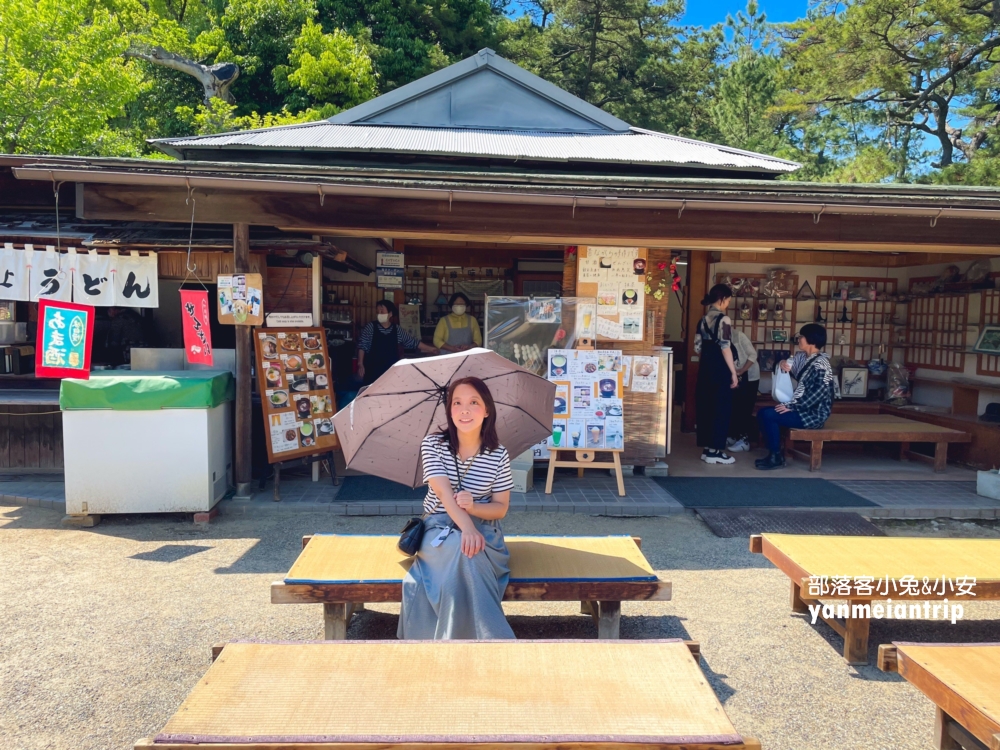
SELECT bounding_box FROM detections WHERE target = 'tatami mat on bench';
[285,534,657,584]
[156,641,742,745]
[895,642,1000,735]
[764,534,1000,579]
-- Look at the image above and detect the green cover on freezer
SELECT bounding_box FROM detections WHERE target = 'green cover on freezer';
[60,371,235,410]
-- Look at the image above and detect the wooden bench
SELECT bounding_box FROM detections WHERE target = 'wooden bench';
[137,640,760,750]
[879,642,1000,750]
[272,534,671,639]
[785,413,971,472]
[751,533,1000,664]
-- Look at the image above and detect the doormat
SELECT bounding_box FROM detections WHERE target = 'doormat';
[334,475,427,502]
[650,477,876,508]
[696,509,885,538]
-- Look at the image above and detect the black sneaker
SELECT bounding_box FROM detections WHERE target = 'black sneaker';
[703,449,736,465]
[755,452,786,470]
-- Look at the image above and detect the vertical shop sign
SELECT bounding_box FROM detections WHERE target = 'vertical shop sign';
[35,299,94,379]
[74,249,117,306]
[376,250,405,289]
[0,243,30,301]
[114,252,159,308]
[30,246,73,303]
[180,289,214,366]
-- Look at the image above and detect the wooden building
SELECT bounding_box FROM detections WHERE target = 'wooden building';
[4,48,1000,481]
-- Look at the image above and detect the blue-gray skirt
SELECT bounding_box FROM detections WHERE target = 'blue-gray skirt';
[397,512,515,640]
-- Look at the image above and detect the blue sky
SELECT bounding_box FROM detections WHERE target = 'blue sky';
[506,1,810,30]
[680,0,808,29]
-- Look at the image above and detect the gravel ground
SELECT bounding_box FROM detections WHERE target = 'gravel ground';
[1,504,999,750]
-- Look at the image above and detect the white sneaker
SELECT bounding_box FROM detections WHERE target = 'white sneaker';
[726,437,737,447]
[729,438,750,452]
[703,450,736,465]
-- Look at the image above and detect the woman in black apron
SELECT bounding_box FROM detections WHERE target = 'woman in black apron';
[357,300,437,385]
[695,284,740,465]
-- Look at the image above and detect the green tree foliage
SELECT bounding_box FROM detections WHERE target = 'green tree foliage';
[499,0,722,138]
[0,0,145,155]
[274,19,378,115]
[318,0,504,90]
[780,0,1000,179]
[710,2,783,153]
[194,0,316,114]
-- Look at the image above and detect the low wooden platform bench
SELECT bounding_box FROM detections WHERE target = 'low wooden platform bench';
[784,414,971,472]
[272,534,670,639]
[879,642,1000,750]
[751,533,1000,665]
[137,640,760,750]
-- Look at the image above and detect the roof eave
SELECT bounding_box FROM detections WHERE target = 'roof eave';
[154,142,794,174]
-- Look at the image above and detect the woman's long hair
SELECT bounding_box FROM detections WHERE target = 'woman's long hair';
[437,376,501,454]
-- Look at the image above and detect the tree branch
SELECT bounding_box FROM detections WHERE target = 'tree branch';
[124,46,239,105]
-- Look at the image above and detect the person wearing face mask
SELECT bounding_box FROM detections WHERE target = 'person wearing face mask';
[433,293,482,353]
[357,300,438,385]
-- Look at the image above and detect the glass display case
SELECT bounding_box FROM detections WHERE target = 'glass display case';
[484,296,596,376]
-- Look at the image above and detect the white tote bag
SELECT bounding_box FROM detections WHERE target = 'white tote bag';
[772,368,795,403]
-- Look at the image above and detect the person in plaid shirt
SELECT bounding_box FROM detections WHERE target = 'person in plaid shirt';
[755,323,835,470]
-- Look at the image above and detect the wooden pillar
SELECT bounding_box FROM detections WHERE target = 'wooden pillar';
[683,251,711,432]
[312,252,322,482]
[233,223,253,498]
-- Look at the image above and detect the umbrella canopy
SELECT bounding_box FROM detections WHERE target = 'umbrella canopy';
[332,348,555,487]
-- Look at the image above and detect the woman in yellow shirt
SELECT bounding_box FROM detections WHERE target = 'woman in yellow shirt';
[433,293,483,352]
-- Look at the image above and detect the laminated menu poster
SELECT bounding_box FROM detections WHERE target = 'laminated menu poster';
[530,348,624,458]
[575,246,646,341]
[255,328,339,463]
[219,273,264,325]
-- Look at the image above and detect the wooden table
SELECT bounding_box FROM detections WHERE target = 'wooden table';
[272,534,671,639]
[785,413,971,472]
[137,640,760,750]
[878,642,1000,750]
[751,533,1000,664]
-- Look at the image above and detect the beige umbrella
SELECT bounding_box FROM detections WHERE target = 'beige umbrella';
[332,348,555,487]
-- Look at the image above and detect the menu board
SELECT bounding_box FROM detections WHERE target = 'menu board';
[255,327,339,463]
[575,246,647,341]
[525,348,625,459]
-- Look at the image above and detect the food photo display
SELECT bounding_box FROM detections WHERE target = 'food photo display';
[256,328,340,462]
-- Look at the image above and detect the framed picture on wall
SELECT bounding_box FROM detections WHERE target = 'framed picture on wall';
[974,325,1000,354]
[841,367,869,398]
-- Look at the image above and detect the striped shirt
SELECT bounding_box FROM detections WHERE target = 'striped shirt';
[420,434,513,514]
[358,321,420,353]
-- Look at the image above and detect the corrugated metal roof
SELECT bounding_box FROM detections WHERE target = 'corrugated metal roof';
[152,124,799,173]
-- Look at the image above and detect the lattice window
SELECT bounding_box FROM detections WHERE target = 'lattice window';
[713,272,798,347]
[905,294,967,372]
[813,277,898,363]
[978,289,1000,376]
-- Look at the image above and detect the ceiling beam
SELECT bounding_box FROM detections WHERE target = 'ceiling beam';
[77,183,1000,255]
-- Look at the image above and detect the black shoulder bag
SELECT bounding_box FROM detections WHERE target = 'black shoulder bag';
[397,451,466,556]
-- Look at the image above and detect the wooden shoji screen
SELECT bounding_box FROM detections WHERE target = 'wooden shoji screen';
[904,294,968,372]
[978,289,1000,376]
[714,273,798,346]
[814,277,897,363]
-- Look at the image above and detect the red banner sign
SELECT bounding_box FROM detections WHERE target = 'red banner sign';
[35,299,94,379]
[180,290,214,366]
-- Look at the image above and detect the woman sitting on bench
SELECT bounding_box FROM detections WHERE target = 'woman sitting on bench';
[398,376,515,640]
[755,324,835,471]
